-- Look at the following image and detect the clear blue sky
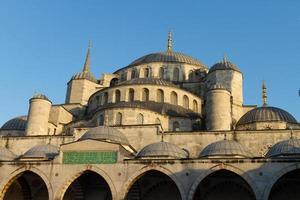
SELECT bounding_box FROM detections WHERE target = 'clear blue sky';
[0,0,299,126]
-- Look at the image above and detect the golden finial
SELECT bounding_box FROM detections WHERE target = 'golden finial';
[222,53,228,63]
[167,31,173,51]
[262,80,267,106]
[83,41,92,72]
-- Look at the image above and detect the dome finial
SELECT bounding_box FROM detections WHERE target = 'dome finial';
[262,80,267,106]
[223,53,228,63]
[167,31,173,51]
[83,41,92,72]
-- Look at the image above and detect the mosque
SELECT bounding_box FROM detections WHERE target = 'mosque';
[0,32,299,200]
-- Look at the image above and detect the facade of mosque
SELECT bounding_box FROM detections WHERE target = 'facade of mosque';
[0,33,300,200]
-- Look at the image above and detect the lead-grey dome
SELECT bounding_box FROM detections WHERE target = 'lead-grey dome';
[1,116,27,130]
[236,106,298,126]
[136,142,188,159]
[80,126,129,145]
[0,147,17,161]
[199,140,252,158]
[128,51,204,67]
[23,144,59,159]
[209,59,241,73]
[266,138,300,158]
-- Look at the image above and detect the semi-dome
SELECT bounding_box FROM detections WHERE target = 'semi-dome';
[199,140,252,158]
[236,106,298,126]
[1,116,27,130]
[136,141,188,159]
[118,78,177,87]
[209,57,241,73]
[80,126,129,145]
[0,147,17,161]
[266,138,300,158]
[127,51,204,67]
[23,144,59,159]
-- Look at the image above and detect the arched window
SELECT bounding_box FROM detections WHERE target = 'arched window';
[99,114,104,125]
[159,67,164,79]
[137,113,144,124]
[121,71,127,81]
[116,112,122,125]
[193,100,198,112]
[157,89,164,102]
[110,78,118,86]
[96,96,100,106]
[115,90,121,103]
[188,70,194,81]
[142,88,149,101]
[183,95,189,109]
[170,91,178,105]
[103,92,108,104]
[128,88,135,102]
[173,67,180,81]
[143,68,150,78]
[131,69,137,79]
[173,121,180,131]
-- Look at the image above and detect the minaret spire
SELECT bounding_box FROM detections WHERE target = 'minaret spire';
[83,41,91,72]
[167,31,173,51]
[262,80,267,106]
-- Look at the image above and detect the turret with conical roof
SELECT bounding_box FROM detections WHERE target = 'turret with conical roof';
[65,42,99,105]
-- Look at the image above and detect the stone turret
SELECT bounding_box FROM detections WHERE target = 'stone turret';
[206,55,243,124]
[206,85,232,131]
[26,94,51,135]
[65,42,99,105]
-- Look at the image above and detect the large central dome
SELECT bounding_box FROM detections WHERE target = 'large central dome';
[127,51,204,67]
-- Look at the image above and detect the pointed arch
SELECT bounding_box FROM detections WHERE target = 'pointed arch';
[128,88,135,102]
[0,168,52,200]
[62,170,112,200]
[137,113,144,125]
[173,67,180,81]
[115,112,123,125]
[56,167,117,200]
[188,164,258,200]
[121,166,186,200]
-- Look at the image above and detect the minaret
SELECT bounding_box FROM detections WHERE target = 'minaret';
[167,31,173,51]
[262,80,267,106]
[83,41,91,73]
[65,42,98,105]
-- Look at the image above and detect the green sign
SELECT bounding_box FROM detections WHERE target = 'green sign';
[63,151,118,164]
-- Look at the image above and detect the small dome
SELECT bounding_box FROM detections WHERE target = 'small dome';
[32,93,50,101]
[23,144,59,159]
[199,140,252,158]
[1,116,27,130]
[266,138,300,158]
[236,106,298,126]
[71,71,97,83]
[118,78,177,87]
[128,51,204,67]
[80,126,129,145]
[0,147,17,161]
[209,59,241,73]
[136,142,188,159]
